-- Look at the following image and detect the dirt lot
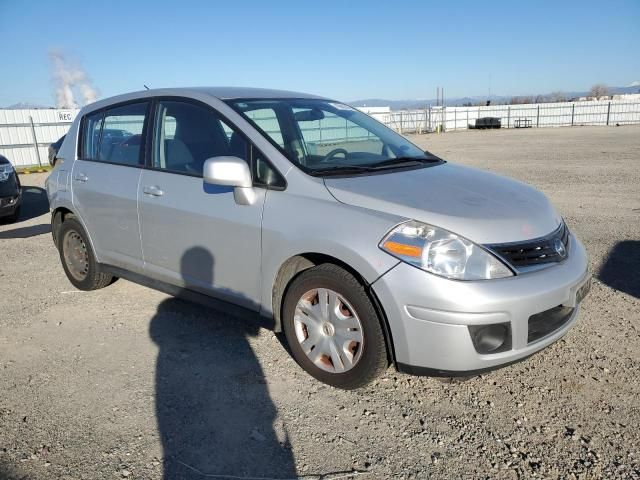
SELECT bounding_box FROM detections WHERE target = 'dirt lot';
[1,126,638,479]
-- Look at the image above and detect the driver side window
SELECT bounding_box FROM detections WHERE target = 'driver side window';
[153,100,248,176]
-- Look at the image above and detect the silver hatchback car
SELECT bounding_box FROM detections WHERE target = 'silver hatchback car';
[46,87,590,389]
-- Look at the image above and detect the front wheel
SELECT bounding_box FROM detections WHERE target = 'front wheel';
[58,216,115,291]
[282,264,388,389]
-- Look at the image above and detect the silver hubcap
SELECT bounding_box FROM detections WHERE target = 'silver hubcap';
[63,230,89,281]
[294,288,364,373]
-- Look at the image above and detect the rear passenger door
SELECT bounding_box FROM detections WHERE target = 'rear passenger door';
[138,99,266,309]
[72,101,149,272]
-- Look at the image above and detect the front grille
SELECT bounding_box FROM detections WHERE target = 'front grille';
[528,305,574,343]
[486,223,569,270]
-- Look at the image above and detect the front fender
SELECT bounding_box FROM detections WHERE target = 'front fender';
[260,188,404,318]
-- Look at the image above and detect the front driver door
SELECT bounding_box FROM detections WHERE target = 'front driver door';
[138,99,266,310]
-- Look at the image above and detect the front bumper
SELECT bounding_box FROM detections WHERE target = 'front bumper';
[372,233,589,374]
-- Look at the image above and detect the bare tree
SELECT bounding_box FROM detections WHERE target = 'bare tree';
[589,84,609,100]
[510,96,534,105]
[548,91,567,103]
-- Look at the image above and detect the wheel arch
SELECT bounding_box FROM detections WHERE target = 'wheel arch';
[51,207,97,260]
[52,207,74,248]
[270,252,397,366]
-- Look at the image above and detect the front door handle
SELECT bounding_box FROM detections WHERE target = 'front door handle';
[74,173,88,182]
[143,185,164,197]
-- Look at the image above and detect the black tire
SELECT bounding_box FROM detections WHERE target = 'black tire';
[282,264,388,389]
[58,216,114,291]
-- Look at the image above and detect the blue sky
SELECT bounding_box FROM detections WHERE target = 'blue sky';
[1,0,639,106]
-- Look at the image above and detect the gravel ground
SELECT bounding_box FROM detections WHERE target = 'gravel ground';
[0,125,638,479]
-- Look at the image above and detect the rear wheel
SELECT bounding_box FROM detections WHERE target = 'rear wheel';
[282,264,388,389]
[58,216,114,290]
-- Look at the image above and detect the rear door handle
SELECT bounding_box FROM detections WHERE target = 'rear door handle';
[143,185,164,197]
[74,173,88,182]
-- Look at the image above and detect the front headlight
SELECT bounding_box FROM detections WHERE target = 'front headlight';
[379,220,513,280]
[0,164,13,182]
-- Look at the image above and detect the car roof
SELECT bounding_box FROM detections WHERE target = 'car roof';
[82,87,330,113]
[190,86,329,100]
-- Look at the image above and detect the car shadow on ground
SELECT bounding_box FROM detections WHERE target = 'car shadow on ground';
[0,223,51,239]
[598,240,640,299]
[0,186,51,237]
[150,247,297,479]
[0,463,19,480]
[17,186,49,222]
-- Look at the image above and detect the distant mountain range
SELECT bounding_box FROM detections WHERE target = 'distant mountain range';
[4,84,640,110]
[351,85,640,109]
[2,102,52,109]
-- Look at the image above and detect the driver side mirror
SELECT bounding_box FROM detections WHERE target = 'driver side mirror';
[203,156,256,205]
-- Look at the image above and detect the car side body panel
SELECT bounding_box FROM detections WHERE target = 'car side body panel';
[138,169,267,310]
[71,161,144,272]
[259,172,403,319]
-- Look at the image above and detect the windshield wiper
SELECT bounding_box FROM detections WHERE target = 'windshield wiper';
[369,156,442,169]
[311,156,443,176]
[313,165,378,176]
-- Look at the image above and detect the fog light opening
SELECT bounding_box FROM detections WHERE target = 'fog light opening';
[468,323,511,354]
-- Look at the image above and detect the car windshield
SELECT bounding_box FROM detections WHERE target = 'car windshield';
[226,98,441,175]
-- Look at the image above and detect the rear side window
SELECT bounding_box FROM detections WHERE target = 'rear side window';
[98,103,147,166]
[81,102,148,166]
[82,111,103,159]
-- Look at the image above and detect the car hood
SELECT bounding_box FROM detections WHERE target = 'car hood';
[323,163,561,244]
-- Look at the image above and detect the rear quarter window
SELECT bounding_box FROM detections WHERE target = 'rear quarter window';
[81,111,103,159]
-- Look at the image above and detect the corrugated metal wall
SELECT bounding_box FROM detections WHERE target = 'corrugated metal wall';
[0,109,79,167]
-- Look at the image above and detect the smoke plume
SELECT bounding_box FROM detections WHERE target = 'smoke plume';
[49,50,99,108]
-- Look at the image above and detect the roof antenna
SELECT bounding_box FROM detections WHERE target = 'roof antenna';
[143,84,150,90]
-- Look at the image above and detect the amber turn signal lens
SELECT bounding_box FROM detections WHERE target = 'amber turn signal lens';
[382,240,422,258]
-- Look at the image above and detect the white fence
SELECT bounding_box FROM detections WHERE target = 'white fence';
[371,99,640,134]
[0,109,78,167]
[2,99,640,167]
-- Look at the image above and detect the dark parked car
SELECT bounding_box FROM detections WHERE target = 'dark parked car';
[471,117,502,129]
[0,155,22,223]
[48,135,66,166]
